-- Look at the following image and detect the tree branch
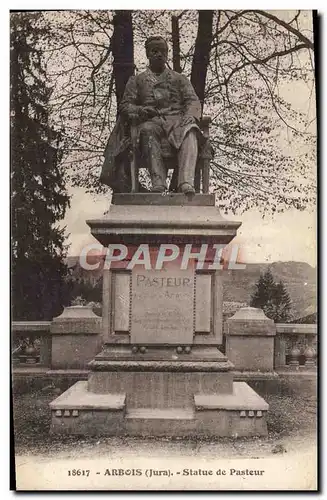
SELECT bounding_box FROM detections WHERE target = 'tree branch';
[253,10,314,50]
[223,42,308,85]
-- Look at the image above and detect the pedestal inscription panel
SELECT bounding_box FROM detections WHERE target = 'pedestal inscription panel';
[131,268,195,344]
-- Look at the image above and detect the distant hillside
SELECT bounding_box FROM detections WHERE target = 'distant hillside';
[292,312,317,324]
[222,261,316,320]
[65,257,316,321]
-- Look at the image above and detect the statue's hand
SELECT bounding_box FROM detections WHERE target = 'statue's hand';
[139,106,158,121]
[128,113,139,123]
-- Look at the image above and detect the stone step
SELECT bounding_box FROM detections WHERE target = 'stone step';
[112,193,216,207]
[50,382,269,437]
[125,408,197,436]
[95,346,229,363]
[194,382,269,412]
[89,359,233,372]
[126,408,195,420]
[49,381,126,411]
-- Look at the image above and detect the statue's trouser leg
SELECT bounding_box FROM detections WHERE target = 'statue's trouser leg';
[177,130,198,188]
[139,121,166,190]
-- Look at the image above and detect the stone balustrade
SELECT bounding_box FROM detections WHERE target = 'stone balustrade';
[12,313,317,372]
[274,323,317,370]
[12,321,52,366]
[12,306,102,370]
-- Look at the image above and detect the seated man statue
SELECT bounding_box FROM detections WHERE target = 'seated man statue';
[100,35,204,195]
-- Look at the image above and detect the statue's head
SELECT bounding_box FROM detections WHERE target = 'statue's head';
[145,36,168,72]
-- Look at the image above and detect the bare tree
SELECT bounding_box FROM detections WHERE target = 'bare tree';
[34,9,315,212]
[171,15,182,73]
[205,10,315,213]
[190,10,214,111]
[112,11,134,110]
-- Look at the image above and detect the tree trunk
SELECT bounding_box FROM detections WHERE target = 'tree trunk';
[112,10,134,114]
[172,15,182,73]
[190,10,214,112]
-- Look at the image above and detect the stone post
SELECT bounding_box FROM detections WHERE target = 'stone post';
[226,307,276,372]
[274,333,287,369]
[50,306,101,370]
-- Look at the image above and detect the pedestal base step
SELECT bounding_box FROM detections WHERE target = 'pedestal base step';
[50,381,269,437]
[49,381,126,411]
[126,408,195,420]
[125,408,196,437]
[195,382,269,411]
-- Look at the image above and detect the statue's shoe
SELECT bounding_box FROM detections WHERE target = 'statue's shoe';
[178,182,195,195]
[151,185,166,193]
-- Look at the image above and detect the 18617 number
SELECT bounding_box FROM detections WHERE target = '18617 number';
[68,469,90,477]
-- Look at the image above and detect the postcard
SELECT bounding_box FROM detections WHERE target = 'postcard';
[11,8,317,491]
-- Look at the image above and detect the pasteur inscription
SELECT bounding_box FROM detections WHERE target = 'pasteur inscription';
[131,269,195,344]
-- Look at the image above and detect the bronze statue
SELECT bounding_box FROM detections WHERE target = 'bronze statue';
[100,35,206,194]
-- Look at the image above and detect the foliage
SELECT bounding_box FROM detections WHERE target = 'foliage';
[36,9,316,214]
[250,268,292,322]
[66,276,103,305]
[11,12,71,320]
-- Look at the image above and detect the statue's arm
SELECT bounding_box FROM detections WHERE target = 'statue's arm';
[119,76,157,122]
[180,75,202,121]
[119,76,140,119]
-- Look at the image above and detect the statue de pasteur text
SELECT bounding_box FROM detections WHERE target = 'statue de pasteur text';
[100,36,206,195]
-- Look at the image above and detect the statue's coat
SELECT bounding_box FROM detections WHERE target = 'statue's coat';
[100,68,204,192]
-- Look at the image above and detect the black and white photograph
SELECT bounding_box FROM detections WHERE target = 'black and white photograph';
[10,7,317,491]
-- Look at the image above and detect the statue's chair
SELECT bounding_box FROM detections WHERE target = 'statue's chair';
[129,116,213,193]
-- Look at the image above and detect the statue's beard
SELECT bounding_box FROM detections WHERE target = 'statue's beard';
[149,59,166,72]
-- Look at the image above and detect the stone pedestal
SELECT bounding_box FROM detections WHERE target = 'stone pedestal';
[226,307,276,372]
[50,194,269,437]
[50,306,101,369]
